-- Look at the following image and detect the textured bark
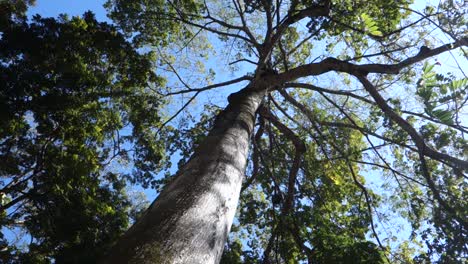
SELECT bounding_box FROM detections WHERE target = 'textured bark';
[100,85,266,264]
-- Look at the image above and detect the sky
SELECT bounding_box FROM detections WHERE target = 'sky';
[28,0,108,21]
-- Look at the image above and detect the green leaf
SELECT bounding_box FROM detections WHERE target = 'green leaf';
[449,78,467,91]
[360,13,383,36]
[422,61,435,75]
[432,109,454,125]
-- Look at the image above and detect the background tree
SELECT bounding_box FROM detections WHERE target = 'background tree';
[0,7,167,264]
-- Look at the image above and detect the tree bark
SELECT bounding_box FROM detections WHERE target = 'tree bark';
[100,85,266,264]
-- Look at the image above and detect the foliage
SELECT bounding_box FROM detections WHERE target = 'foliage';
[0,0,35,28]
[0,11,166,263]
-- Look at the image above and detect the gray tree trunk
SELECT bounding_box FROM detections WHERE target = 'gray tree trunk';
[100,85,266,264]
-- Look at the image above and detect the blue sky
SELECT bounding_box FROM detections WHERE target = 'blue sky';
[28,0,108,21]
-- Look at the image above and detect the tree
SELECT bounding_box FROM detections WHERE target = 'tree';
[0,8,168,263]
[98,0,468,263]
[1,0,466,263]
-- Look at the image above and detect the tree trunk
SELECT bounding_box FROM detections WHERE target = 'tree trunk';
[100,85,266,264]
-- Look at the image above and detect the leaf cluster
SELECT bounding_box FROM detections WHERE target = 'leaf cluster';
[0,12,166,263]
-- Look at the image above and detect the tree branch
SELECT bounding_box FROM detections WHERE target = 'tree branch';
[164,75,252,96]
[273,39,467,82]
[258,105,306,213]
[356,75,468,170]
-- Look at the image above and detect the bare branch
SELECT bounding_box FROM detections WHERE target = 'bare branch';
[156,92,200,134]
[232,0,261,49]
[164,75,252,96]
[346,159,390,262]
[284,82,374,104]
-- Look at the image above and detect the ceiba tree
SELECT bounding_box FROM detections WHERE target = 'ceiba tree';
[1,0,466,263]
[99,0,467,263]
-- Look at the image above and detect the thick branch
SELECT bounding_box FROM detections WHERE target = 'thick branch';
[357,76,468,170]
[241,117,265,192]
[258,106,305,213]
[259,1,330,65]
[272,39,467,82]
